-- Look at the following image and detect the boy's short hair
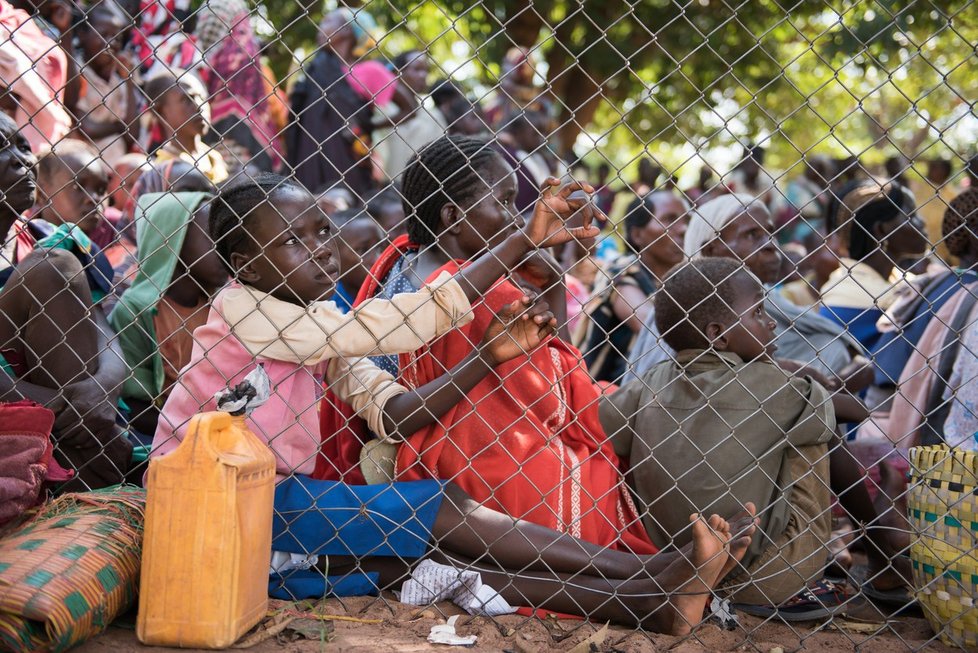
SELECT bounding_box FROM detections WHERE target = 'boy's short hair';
[143,70,202,110]
[37,139,100,183]
[143,72,179,109]
[654,257,751,352]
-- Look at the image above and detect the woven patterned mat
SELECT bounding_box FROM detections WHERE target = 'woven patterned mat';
[0,485,145,653]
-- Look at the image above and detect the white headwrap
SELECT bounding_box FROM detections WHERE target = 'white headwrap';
[682,193,765,259]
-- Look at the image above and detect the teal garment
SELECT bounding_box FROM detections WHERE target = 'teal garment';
[0,352,13,377]
[35,221,93,250]
[108,191,212,403]
[33,222,115,302]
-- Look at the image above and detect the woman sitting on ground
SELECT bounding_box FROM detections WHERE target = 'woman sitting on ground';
[580,191,688,384]
[819,180,929,352]
[320,135,655,554]
[0,112,130,489]
[869,188,978,451]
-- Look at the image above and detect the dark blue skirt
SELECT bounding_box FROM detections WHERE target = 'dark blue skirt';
[269,475,445,599]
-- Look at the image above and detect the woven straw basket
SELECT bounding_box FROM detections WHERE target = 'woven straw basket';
[908,445,978,648]
[0,485,145,653]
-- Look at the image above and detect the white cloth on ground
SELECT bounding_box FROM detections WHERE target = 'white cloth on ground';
[399,559,516,617]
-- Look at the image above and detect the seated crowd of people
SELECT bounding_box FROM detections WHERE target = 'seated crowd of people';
[3,0,978,631]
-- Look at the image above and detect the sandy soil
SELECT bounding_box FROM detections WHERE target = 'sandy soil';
[74,594,957,653]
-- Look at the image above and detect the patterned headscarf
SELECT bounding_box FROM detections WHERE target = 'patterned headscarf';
[944,188,978,258]
[196,0,250,56]
[130,0,193,72]
[194,0,282,167]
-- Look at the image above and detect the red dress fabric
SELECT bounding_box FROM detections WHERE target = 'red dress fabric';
[316,235,655,554]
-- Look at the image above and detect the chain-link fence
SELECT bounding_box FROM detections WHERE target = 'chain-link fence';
[1,0,977,649]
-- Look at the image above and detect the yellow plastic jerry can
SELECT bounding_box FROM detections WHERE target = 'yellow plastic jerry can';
[137,411,276,648]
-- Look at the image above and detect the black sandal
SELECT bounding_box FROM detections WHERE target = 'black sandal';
[733,579,849,622]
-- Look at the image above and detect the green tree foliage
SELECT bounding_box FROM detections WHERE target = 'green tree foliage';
[259,0,977,175]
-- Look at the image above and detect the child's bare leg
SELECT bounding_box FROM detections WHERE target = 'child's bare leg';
[440,512,736,634]
[829,439,911,590]
[874,460,911,553]
[433,483,655,581]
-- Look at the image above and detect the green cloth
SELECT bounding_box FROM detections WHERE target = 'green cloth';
[35,223,108,302]
[0,351,14,377]
[35,222,91,251]
[108,192,211,403]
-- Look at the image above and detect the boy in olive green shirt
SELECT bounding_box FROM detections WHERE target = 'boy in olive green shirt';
[600,257,837,606]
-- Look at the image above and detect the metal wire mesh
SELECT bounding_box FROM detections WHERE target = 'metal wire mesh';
[1,0,977,648]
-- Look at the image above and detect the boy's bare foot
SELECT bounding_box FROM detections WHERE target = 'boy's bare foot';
[720,502,758,581]
[645,513,734,636]
[641,504,759,585]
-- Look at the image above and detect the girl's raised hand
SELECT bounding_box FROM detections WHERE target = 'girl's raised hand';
[480,296,557,366]
[523,178,605,249]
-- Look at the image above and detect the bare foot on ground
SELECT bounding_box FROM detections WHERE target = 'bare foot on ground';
[645,513,739,636]
[720,502,758,580]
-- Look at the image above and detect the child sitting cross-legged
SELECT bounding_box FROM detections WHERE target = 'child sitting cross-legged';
[150,174,756,633]
[601,257,868,614]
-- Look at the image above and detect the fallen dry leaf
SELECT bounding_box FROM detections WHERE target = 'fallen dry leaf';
[568,623,609,653]
[830,620,886,635]
[232,612,295,649]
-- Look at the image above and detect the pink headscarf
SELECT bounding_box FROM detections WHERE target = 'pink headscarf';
[0,0,70,151]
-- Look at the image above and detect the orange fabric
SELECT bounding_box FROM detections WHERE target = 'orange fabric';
[317,235,655,553]
[261,63,289,133]
[152,296,209,395]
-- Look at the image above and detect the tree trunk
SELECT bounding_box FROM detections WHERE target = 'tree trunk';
[545,10,582,99]
[554,70,604,155]
[501,0,546,48]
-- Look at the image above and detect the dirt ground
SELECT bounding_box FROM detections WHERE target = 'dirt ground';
[74,594,959,653]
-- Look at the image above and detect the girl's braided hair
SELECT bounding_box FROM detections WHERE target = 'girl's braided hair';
[944,188,978,258]
[209,173,299,271]
[400,135,503,246]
